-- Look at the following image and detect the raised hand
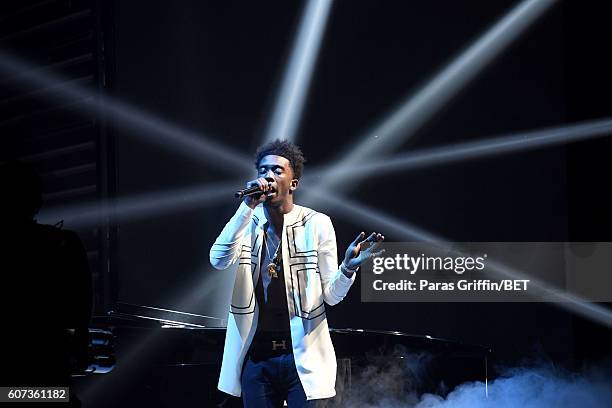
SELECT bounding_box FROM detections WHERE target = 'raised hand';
[343,231,385,271]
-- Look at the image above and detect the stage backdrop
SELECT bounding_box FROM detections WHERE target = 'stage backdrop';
[110,0,587,362]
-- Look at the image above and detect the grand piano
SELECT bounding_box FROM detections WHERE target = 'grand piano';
[73,302,490,407]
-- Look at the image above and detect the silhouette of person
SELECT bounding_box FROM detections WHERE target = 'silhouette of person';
[0,161,92,406]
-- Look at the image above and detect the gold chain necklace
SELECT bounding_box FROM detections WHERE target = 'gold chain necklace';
[264,228,280,279]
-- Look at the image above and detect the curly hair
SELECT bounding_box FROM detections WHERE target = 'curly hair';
[254,140,306,179]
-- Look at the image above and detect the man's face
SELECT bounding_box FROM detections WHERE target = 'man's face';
[257,155,298,207]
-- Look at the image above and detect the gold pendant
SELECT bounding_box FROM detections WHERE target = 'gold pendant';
[267,263,278,278]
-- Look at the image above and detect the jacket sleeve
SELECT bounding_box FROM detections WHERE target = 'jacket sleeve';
[317,214,356,305]
[209,202,254,270]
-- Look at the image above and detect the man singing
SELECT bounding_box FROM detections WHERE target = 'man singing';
[210,140,383,407]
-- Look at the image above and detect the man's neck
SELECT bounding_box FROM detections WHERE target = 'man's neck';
[264,201,294,235]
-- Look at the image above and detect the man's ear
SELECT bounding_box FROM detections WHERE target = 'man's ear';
[290,179,299,193]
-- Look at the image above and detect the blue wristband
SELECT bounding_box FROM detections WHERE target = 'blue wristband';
[341,262,358,275]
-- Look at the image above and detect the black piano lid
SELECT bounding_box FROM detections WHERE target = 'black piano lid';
[95,302,490,359]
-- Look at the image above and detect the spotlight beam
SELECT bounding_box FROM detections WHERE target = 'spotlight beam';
[0,52,252,174]
[303,186,612,329]
[263,0,333,143]
[303,117,612,181]
[37,182,238,229]
[40,116,610,238]
[310,0,557,198]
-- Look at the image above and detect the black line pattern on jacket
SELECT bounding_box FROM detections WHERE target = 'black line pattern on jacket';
[286,209,325,320]
[287,210,318,259]
[293,265,326,320]
[232,244,255,313]
[230,221,257,314]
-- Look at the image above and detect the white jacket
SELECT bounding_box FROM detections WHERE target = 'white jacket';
[210,202,355,400]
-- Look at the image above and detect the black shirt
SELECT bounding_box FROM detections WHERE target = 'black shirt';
[254,225,291,338]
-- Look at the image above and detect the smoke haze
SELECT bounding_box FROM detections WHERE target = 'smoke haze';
[344,353,612,408]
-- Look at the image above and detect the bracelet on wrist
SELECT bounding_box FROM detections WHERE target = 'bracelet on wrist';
[341,262,358,274]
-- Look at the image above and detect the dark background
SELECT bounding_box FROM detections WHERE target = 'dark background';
[1,0,610,369]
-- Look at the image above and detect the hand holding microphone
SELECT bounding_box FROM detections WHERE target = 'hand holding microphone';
[236,177,275,209]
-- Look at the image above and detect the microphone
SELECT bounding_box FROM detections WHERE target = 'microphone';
[235,178,275,199]
[234,185,264,199]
